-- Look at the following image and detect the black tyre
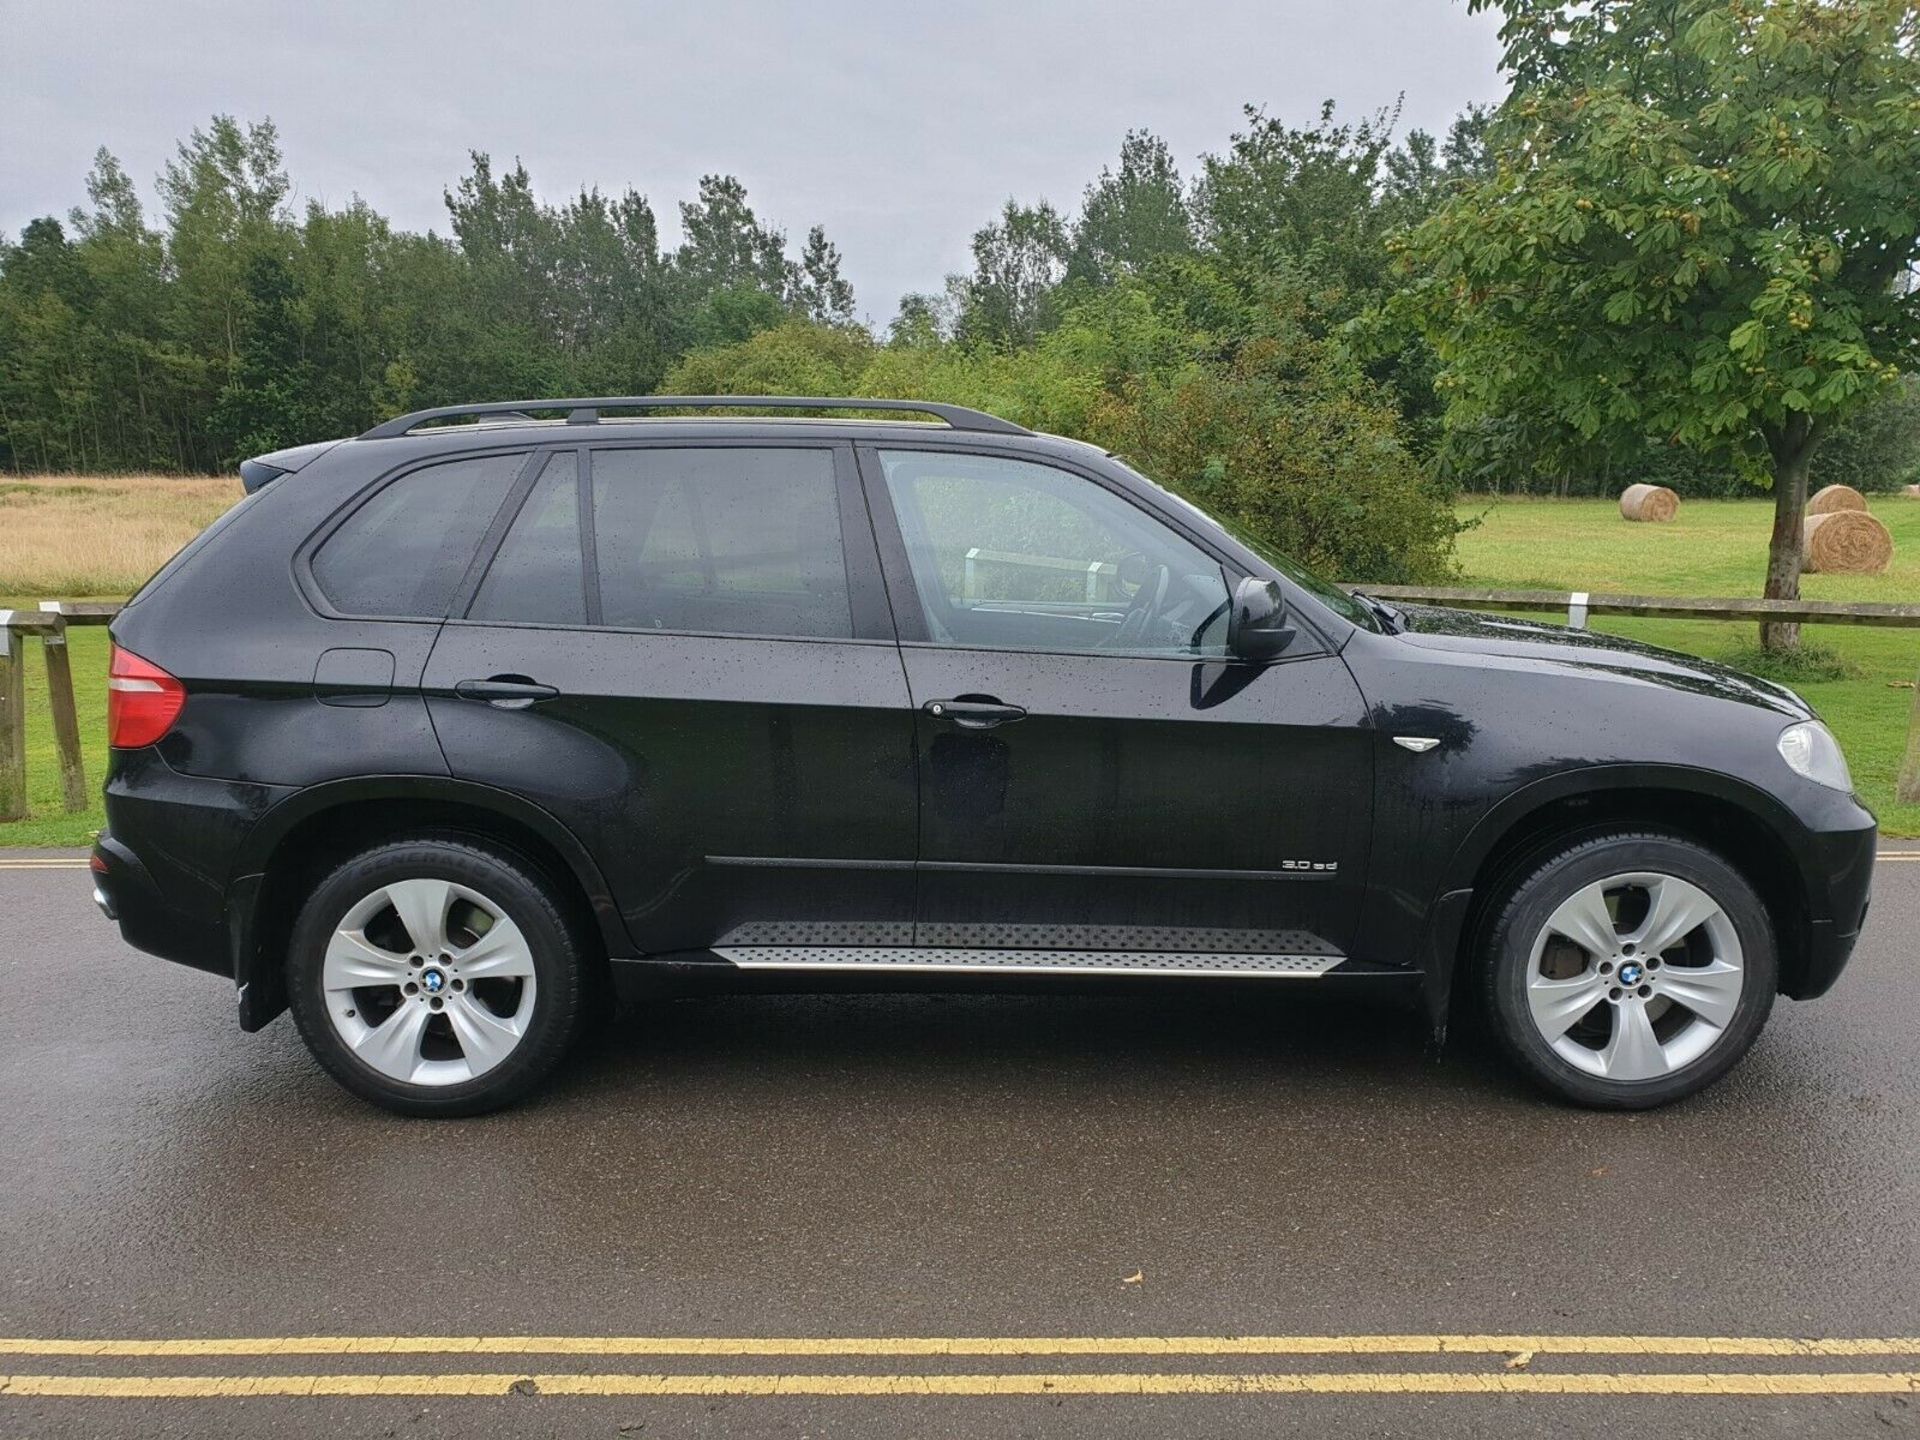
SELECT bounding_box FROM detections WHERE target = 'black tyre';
[1481,830,1776,1109]
[287,837,589,1117]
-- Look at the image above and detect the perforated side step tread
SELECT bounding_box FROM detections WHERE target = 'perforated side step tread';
[713,947,1347,978]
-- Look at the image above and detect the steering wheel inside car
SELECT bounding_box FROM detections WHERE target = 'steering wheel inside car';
[1108,556,1172,648]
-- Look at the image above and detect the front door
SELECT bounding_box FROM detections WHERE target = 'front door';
[423,441,917,956]
[862,445,1373,968]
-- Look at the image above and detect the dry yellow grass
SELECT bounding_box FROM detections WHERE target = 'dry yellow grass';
[0,473,242,598]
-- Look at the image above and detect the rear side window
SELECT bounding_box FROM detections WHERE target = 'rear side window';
[311,452,526,617]
[591,447,851,639]
[469,453,585,625]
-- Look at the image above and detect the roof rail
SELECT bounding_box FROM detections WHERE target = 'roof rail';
[358,396,1030,441]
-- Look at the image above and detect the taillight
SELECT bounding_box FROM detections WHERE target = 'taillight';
[108,645,186,748]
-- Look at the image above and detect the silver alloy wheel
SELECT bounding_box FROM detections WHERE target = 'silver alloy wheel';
[322,877,538,1086]
[1525,871,1744,1082]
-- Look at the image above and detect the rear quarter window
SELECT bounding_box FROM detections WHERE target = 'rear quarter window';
[120,484,264,610]
[311,452,528,617]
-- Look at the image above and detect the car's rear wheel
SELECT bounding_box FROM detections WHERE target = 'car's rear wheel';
[287,837,587,1116]
[1481,830,1777,1108]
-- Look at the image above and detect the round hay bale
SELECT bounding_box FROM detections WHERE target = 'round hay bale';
[1903,483,1920,498]
[1807,483,1869,515]
[1619,483,1680,522]
[1801,510,1893,573]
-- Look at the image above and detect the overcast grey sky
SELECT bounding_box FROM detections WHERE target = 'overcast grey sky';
[1,0,1507,324]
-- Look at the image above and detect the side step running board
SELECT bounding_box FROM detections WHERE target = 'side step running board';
[713,947,1346,979]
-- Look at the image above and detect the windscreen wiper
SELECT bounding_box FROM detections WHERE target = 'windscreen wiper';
[1351,590,1405,634]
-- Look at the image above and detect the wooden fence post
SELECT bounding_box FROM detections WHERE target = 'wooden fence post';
[0,614,24,823]
[1899,657,1920,806]
[37,603,88,812]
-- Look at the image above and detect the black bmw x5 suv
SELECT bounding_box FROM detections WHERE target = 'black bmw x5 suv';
[94,396,1876,1115]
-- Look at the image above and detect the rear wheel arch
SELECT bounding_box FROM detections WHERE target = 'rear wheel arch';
[1440,772,1813,1015]
[233,780,625,1029]
[286,834,590,1115]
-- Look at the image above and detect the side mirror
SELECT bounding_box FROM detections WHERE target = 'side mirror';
[1226,576,1295,662]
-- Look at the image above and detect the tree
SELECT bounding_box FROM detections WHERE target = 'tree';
[672,174,792,299]
[887,290,952,347]
[158,117,291,375]
[955,199,1071,349]
[1099,287,1461,583]
[794,225,856,325]
[1197,101,1411,309]
[1068,130,1194,284]
[1198,101,1487,457]
[1393,0,1920,649]
[0,219,93,469]
[1,119,857,471]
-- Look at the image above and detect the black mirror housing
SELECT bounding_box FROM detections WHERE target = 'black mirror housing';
[1227,576,1295,661]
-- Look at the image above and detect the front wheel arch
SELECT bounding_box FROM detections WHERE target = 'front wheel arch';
[1439,777,1814,1026]
[1477,827,1778,1107]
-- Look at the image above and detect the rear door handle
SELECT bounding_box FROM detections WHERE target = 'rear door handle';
[923,697,1027,730]
[455,675,559,709]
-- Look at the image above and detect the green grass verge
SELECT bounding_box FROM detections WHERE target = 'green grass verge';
[3,494,1916,847]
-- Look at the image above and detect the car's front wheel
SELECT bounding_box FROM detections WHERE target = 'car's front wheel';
[1481,830,1777,1108]
[287,837,588,1116]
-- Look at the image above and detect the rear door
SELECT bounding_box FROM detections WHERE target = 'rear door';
[861,444,1373,968]
[422,440,917,956]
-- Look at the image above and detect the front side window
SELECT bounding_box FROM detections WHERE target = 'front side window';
[311,451,526,617]
[591,447,852,639]
[877,450,1231,656]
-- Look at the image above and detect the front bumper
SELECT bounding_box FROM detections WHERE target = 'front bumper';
[1786,808,1877,1000]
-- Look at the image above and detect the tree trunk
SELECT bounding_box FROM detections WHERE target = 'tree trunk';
[1760,415,1819,653]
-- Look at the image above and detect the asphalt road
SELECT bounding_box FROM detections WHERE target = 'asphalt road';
[2,847,1919,1439]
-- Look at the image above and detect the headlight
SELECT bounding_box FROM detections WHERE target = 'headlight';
[1777,720,1853,793]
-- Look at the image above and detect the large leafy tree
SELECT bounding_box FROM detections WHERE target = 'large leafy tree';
[1068,130,1196,284]
[794,225,857,326]
[955,199,1071,349]
[1394,0,1920,648]
[1198,101,1419,308]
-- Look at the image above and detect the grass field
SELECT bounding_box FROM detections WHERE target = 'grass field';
[0,474,241,597]
[1,482,1915,845]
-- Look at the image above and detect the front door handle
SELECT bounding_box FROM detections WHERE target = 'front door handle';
[455,675,559,710]
[923,697,1027,730]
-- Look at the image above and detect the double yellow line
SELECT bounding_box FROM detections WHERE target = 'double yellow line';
[7,1371,1920,1399]
[7,1333,1920,1358]
[5,1335,1920,1401]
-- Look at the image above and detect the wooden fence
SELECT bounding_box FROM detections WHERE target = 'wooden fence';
[0,603,118,822]
[1,587,1918,822]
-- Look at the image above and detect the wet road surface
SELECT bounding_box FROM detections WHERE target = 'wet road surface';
[3,847,1919,1437]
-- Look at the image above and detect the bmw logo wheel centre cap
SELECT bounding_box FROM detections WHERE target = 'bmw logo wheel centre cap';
[1617,962,1644,987]
[421,968,446,994]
